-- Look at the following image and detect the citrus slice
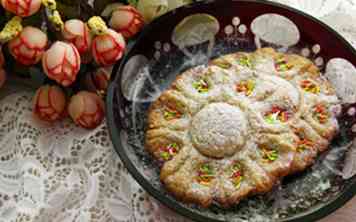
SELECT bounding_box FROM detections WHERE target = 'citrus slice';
[172,13,220,48]
[137,0,169,23]
[168,0,192,11]
[101,3,124,17]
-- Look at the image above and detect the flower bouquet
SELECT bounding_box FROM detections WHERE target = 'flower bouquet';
[0,0,193,129]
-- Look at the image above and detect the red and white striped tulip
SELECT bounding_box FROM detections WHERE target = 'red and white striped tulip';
[42,41,81,87]
[68,91,105,129]
[92,29,125,67]
[84,66,112,93]
[33,85,67,122]
[109,5,144,39]
[8,26,48,65]
[1,0,42,17]
[62,19,92,55]
[0,68,6,89]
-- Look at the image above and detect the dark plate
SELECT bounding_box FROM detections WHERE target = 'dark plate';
[107,0,356,221]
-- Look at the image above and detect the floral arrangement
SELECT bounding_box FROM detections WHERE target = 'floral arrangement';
[0,0,194,129]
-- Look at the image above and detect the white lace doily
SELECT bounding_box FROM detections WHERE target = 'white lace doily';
[1,0,356,221]
[0,93,186,222]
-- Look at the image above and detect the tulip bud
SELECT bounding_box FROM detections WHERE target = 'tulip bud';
[8,26,48,65]
[33,85,67,121]
[0,68,6,88]
[42,41,81,87]
[84,66,112,93]
[68,91,105,129]
[62,19,92,55]
[92,29,125,67]
[1,0,42,17]
[109,6,144,39]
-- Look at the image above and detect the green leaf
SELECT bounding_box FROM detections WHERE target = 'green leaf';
[94,0,117,15]
[0,8,7,28]
[79,0,96,20]
[22,12,43,27]
[56,2,81,19]
[128,0,139,7]
[29,67,47,88]
[57,0,77,6]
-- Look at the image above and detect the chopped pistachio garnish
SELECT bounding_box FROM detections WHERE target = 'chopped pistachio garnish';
[275,56,293,72]
[264,106,290,124]
[230,163,243,189]
[159,143,179,161]
[236,79,255,96]
[260,144,279,162]
[301,80,320,94]
[237,55,253,68]
[197,163,215,185]
[297,138,314,152]
[163,106,182,120]
[193,78,210,93]
[265,114,277,124]
[213,59,232,69]
[313,104,329,124]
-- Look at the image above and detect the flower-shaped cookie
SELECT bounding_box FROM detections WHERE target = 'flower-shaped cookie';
[145,48,339,208]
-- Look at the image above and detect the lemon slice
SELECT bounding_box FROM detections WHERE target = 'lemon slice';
[137,0,169,23]
[172,13,220,48]
[168,0,192,11]
[101,3,124,17]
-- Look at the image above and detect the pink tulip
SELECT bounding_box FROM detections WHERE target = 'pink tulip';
[62,19,92,55]
[8,26,48,65]
[68,91,105,129]
[92,29,126,67]
[33,85,67,122]
[42,41,81,87]
[0,68,6,88]
[84,67,112,93]
[1,0,41,17]
[109,5,144,39]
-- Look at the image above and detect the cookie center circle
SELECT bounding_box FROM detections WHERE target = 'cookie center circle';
[190,103,248,158]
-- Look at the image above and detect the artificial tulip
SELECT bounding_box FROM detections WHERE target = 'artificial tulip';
[62,19,92,54]
[109,5,144,39]
[84,67,112,93]
[33,85,67,122]
[8,26,48,65]
[92,29,125,67]
[42,41,81,87]
[68,91,105,129]
[1,0,42,17]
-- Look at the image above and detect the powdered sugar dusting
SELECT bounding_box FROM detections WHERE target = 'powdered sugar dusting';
[191,103,248,158]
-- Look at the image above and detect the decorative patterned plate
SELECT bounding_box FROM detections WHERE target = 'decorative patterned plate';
[107,0,356,221]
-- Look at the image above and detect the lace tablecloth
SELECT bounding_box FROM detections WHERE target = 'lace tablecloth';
[1,0,356,221]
